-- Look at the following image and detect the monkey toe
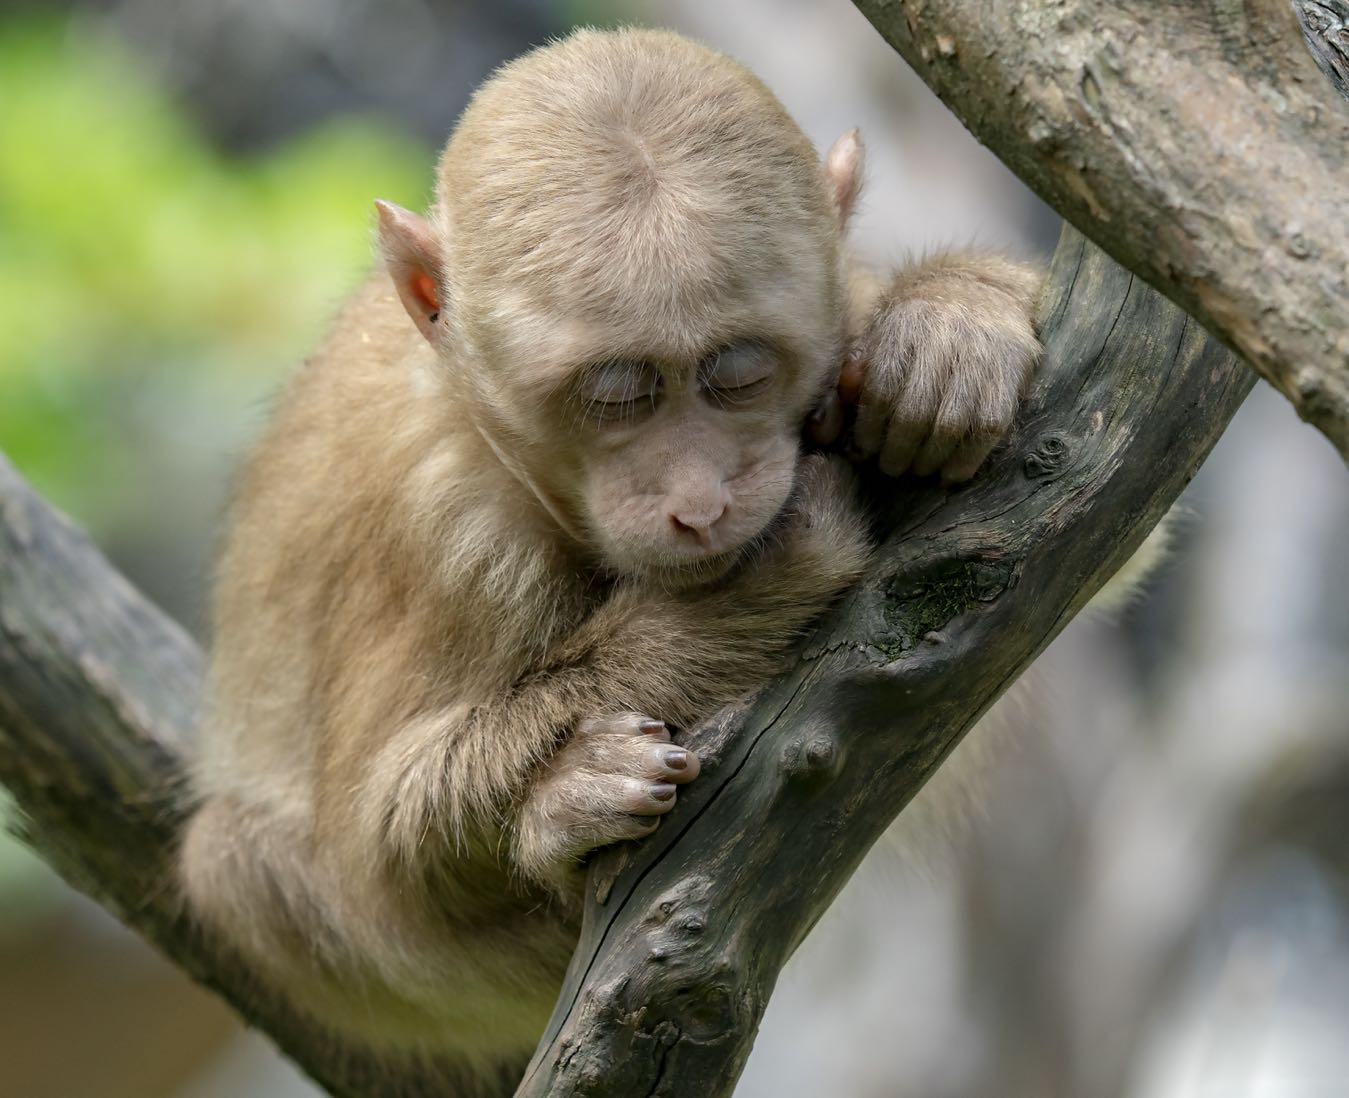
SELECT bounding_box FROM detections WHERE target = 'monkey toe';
[591,814,662,849]
[580,712,670,742]
[620,777,681,816]
[576,712,700,787]
[644,743,700,783]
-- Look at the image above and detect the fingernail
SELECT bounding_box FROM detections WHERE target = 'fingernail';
[651,783,676,802]
[639,718,666,735]
[664,749,688,771]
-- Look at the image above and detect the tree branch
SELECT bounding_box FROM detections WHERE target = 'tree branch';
[511,224,1251,1096]
[0,443,513,1094]
[1293,0,1349,96]
[851,0,1349,460]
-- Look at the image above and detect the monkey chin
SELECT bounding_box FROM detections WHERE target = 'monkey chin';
[616,547,749,593]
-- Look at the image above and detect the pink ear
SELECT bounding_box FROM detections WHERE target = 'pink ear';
[375,200,445,344]
[825,129,865,229]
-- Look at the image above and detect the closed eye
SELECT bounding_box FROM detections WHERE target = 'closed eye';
[581,360,662,422]
[701,342,775,404]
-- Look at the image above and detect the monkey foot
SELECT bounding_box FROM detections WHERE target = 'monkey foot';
[515,712,701,879]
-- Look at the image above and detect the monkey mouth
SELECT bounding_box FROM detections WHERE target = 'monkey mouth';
[626,505,796,591]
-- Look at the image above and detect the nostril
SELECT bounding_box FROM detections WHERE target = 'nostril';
[669,502,726,544]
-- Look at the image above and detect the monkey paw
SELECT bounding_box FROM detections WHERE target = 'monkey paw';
[514,712,700,881]
[846,257,1041,483]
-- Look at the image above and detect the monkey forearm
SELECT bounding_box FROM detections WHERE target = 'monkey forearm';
[846,258,888,341]
[350,460,870,881]
[846,250,1042,343]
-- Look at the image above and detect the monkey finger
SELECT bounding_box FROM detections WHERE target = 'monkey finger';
[939,430,1002,484]
[838,350,866,406]
[849,396,890,458]
[877,417,930,477]
[581,712,671,743]
[911,423,965,479]
[911,375,984,477]
[569,813,661,855]
[619,777,681,816]
[870,348,945,472]
[637,716,670,740]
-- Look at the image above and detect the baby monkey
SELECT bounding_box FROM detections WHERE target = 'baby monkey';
[180,26,1039,1088]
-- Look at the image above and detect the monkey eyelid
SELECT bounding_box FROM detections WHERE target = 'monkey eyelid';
[700,341,776,400]
[580,359,661,401]
[577,359,662,423]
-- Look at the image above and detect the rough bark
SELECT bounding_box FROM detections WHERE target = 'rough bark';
[1294,0,1349,95]
[0,223,1252,1096]
[851,0,1349,461]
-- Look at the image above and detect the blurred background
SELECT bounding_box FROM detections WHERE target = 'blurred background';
[1,1,1345,1096]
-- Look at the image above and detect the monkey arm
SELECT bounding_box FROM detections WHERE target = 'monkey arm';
[342,456,871,887]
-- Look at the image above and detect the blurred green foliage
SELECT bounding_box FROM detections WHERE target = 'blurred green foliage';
[0,790,57,927]
[0,14,433,924]
[559,0,632,27]
[0,16,433,530]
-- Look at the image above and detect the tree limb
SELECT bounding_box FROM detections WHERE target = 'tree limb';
[511,224,1251,1096]
[0,444,511,1095]
[1293,0,1349,96]
[851,0,1349,460]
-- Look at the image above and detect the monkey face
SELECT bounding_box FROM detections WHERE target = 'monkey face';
[376,27,857,587]
[436,132,845,587]
[458,236,843,588]
[569,339,813,586]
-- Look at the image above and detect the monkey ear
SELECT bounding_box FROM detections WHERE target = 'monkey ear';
[824,129,865,230]
[375,200,445,344]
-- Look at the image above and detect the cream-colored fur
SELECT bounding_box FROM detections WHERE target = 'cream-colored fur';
[179,27,1043,1089]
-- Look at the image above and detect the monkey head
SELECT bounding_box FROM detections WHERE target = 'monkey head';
[375,29,864,587]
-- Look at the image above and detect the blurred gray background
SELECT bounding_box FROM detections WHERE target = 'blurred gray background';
[1,1,1345,1096]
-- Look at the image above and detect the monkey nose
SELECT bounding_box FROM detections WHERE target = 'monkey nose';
[669,501,727,547]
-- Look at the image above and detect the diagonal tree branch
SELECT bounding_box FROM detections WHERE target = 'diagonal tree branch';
[512,223,1253,1096]
[851,0,1349,461]
[1293,0,1349,95]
